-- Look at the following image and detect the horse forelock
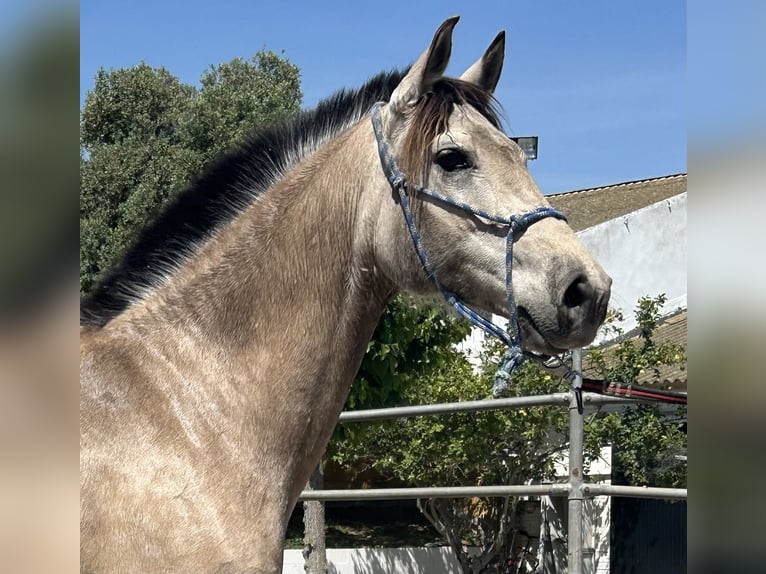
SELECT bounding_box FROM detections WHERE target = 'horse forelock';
[400,77,502,187]
[80,69,408,327]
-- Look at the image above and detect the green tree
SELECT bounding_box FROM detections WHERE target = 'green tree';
[79,52,302,294]
[183,53,302,162]
[349,295,472,410]
[585,295,687,488]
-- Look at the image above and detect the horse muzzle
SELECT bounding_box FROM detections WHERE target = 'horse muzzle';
[520,270,612,354]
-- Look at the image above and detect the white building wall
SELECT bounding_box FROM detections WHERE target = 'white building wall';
[283,547,463,574]
[577,193,687,339]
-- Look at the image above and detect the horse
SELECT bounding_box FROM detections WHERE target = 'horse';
[80,17,611,574]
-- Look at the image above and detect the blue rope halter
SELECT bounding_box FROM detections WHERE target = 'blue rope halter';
[370,102,567,396]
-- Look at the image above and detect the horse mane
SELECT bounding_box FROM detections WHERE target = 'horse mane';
[80,71,501,326]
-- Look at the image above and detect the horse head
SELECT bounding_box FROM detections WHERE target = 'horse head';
[372,17,611,355]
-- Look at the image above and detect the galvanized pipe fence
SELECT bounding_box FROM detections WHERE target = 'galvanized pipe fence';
[299,349,688,573]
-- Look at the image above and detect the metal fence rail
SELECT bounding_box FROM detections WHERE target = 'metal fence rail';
[301,484,570,501]
[299,349,687,573]
[582,484,688,500]
[336,392,642,423]
[300,483,687,502]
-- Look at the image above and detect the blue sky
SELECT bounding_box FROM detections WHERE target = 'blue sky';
[80,0,686,194]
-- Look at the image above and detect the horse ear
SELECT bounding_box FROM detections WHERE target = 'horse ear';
[388,16,459,114]
[459,30,505,94]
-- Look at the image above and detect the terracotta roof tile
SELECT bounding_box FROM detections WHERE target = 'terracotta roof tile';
[584,310,688,391]
[548,173,687,232]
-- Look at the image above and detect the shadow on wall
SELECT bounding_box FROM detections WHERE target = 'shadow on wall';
[586,495,611,574]
[541,494,612,574]
[282,547,462,574]
[348,547,461,574]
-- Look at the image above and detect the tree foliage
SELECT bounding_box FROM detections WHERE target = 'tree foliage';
[348,295,472,410]
[333,356,569,487]
[79,52,302,294]
[585,295,687,488]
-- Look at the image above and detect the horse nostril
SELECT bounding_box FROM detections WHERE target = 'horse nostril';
[562,275,592,309]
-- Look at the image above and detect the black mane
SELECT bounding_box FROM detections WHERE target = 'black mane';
[80,70,407,326]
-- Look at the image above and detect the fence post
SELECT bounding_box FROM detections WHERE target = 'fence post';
[567,348,584,574]
[302,463,327,574]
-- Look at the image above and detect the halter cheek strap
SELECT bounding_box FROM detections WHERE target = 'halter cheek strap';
[370,102,567,396]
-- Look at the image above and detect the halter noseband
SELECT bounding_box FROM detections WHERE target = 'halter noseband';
[370,102,567,396]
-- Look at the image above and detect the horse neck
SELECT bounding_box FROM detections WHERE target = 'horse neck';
[117,120,394,401]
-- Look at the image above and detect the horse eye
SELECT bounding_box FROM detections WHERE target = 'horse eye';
[435,149,472,172]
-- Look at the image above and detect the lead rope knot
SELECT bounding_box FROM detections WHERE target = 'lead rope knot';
[492,346,525,397]
[390,174,406,190]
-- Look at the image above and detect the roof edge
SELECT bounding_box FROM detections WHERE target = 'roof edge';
[549,172,687,199]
